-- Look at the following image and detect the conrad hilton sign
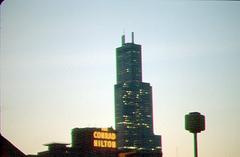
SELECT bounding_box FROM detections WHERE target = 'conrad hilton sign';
[93,128,117,149]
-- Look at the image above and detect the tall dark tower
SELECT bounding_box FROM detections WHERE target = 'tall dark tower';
[114,33,162,153]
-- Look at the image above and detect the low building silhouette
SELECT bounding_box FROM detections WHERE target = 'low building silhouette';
[0,134,26,157]
[37,143,71,157]
[35,127,117,157]
[118,150,162,157]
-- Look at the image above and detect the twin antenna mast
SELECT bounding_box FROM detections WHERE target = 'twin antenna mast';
[122,32,135,45]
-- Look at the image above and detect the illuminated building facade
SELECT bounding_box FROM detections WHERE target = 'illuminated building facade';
[114,33,162,153]
[35,128,117,157]
[71,127,117,157]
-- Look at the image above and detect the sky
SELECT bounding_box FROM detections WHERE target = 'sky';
[1,1,240,157]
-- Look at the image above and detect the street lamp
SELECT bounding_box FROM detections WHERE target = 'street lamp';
[185,112,205,157]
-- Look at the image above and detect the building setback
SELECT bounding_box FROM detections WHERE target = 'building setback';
[114,33,162,153]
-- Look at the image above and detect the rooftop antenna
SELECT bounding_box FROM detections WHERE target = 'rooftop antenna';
[121,29,126,45]
[121,34,125,45]
[131,32,134,43]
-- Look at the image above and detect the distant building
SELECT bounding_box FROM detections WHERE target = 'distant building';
[37,143,70,157]
[4,33,163,157]
[114,33,162,156]
[0,134,26,157]
[118,150,161,157]
[71,127,117,157]
[35,127,117,157]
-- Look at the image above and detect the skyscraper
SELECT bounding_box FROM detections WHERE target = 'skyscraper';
[114,33,162,152]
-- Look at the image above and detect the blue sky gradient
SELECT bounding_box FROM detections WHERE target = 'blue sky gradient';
[1,1,240,157]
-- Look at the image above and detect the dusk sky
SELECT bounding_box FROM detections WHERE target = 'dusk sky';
[1,1,240,157]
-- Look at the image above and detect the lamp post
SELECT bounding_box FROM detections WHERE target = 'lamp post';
[185,112,205,157]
